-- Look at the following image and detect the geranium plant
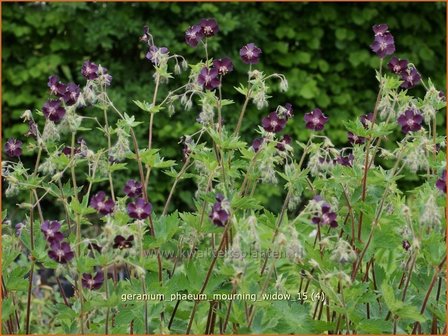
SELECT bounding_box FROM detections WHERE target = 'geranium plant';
[1,19,446,335]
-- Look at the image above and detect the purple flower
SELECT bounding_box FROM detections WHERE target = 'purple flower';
[304,108,328,131]
[182,144,191,161]
[146,45,169,65]
[283,103,294,119]
[25,121,38,138]
[90,191,115,215]
[397,108,423,133]
[336,153,354,167]
[127,198,152,220]
[197,67,220,90]
[81,271,104,290]
[252,137,264,152]
[124,179,143,198]
[360,113,374,129]
[276,135,292,151]
[185,24,204,47]
[61,146,81,157]
[48,241,74,264]
[87,242,102,253]
[439,91,446,101]
[81,61,99,80]
[402,240,411,251]
[373,24,389,37]
[140,26,151,43]
[209,195,230,227]
[312,203,338,228]
[400,67,421,89]
[348,132,366,145]
[62,83,80,106]
[388,57,408,74]
[436,169,446,193]
[262,112,287,133]
[200,18,219,37]
[15,222,25,237]
[41,220,64,243]
[213,58,233,76]
[370,26,395,58]
[48,75,62,95]
[240,43,262,64]
[113,235,134,249]
[4,138,22,158]
[42,99,66,123]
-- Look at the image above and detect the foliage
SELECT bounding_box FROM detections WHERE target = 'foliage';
[1,4,447,335]
[2,2,446,214]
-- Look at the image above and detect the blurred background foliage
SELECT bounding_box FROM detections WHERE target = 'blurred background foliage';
[2,2,446,217]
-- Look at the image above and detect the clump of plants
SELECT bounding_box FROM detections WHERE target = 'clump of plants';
[2,19,446,334]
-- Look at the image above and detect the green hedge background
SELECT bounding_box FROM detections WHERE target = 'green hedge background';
[2,2,446,216]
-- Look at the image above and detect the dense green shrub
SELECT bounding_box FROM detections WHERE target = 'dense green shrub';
[2,2,446,216]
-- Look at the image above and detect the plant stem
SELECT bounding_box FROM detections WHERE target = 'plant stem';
[234,65,252,136]
[103,107,116,201]
[357,59,383,241]
[185,222,232,334]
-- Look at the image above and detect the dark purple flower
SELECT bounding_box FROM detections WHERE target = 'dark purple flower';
[48,241,74,264]
[62,83,80,106]
[336,153,354,167]
[370,32,395,58]
[372,24,389,37]
[276,135,292,151]
[42,99,66,123]
[4,138,22,158]
[182,144,191,161]
[209,195,229,227]
[113,235,134,249]
[397,108,423,133]
[439,91,446,101]
[283,103,294,119]
[90,191,115,215]
[436,169,446,193]
[200,18,219,37]
[48,75,61,95]
[402,240,411,251]
[146,45,169,65]
[360,113,374,129]
[81,61,99,80]
[213,58,233,76]
[304,108,328,131]
[41,220,64,243]
[61,146,81,157]
[140,26,151,43]
[240,43,262,64]
[197,67,220,90]
[81,271,104,290]
[252,137,264,152]
[388,57,408,74]
[124,179,143,198]
[262,112,287,133]
[312,203,338,228]
[25,121,38,138]
[400,67,421,89]
[15,222,25,237]
[348,132,366,145]
[87,242,102,253]
[185,24,204,47]
[127,198,152,220]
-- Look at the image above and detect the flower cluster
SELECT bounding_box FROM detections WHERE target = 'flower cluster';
[311,196,338,228]
[209,194,230,227]
[185,18,219,47]
[370,24,395,58]
[41,220,74,264]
